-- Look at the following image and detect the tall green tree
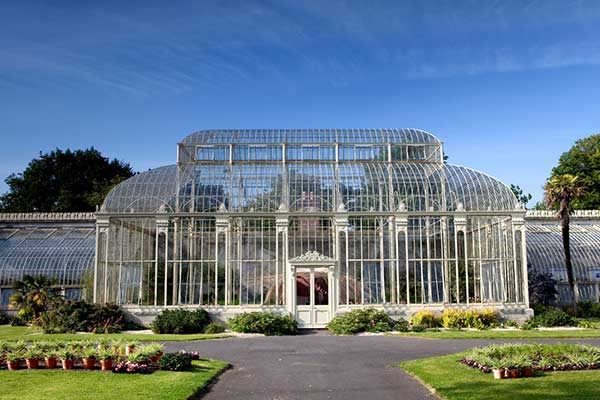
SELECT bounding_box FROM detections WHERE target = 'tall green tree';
[510,184,532,208]
[551,134,600,209]
[0,148,133,212]
[544,174,586,307]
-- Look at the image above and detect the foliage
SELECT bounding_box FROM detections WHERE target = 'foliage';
[409,310,442,328]
[0,147,134,212]
[544,173,586,308]
[326,308,401,335]
[112,360,151,374]
[510,184,532,208]
[440,309,499,329]
[0,311,12,325]
[229,312,297,336]
[204,322,226,334]
[525,307,577,328]
[159,352,193,371]
[462,343,600,372]
[528,270,559,306]
[9,275,61,324]
[550,133,600,209]
[576,301,600,318]
[38,300,127,333]
[150,308,210,334]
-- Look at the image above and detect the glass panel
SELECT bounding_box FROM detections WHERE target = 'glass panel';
[314,271,329,305]
[296,272,310,305]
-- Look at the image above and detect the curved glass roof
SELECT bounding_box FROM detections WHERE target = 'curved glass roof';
[181,128,441,145]
[101,162,517,213]
[527,222,600,282]
[0,225,95,287]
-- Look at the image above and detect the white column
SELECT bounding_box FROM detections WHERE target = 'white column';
[276,209,290,312]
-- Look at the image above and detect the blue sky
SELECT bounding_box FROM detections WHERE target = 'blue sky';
[1,0,600,205]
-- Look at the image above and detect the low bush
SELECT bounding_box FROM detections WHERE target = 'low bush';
[577,301,600,319]
[204,322,226,334]
[326,308,403,335]
[159,352,193,371]
[229,312,297,336]
[409,310,441,328]
[0,311,12,325]
[39,300,127,333]
[525,307,577,328]
[441,309,499,329]
[151,308,210,334]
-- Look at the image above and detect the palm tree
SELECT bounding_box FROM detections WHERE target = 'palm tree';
[9,275,60,324]
[544,174,586,308]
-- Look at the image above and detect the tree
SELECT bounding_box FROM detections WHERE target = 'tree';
[527,270,558,306]
[551,134,600,209]
[510,184,532,208]
[544,174,586,307]
[9,275,61,325]
[0,148,133,212]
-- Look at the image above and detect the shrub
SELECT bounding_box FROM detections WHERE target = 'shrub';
[229,312,297,335]
[151,308,210,334]
[528,271,559,306]
[394,318,410,332]
[527,307,577,327]
[577,301,600,318]
[409,311,441,328]
[326,308,399,335]
[441,309,499,329]
[204,322,226,334]
[39,300,127,333]
[159,352,193,371]
[0,311,12,325]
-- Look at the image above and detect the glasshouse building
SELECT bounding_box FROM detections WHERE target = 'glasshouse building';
[1,129,599,327]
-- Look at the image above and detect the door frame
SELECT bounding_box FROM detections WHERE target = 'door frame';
[289,260,336,328]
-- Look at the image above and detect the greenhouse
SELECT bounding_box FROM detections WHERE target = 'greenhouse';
[4,129,600,327]
[93,129,529,327]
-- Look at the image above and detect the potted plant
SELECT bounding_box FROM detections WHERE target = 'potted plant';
[60,350,76,370]
[96,338,111,352]
[506,356,522,379]
[6,352,23,371]
[44,350,59,369]
[24,348,42,369]
[80,347,97,370]
[490,357,506,380]
[98,349,114,371]
[145,344,164,363]
[125,341,139,355]
[520,356,534,378]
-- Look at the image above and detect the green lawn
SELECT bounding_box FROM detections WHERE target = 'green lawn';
[399,353,600,400]
[0,359,229,400]
[0,325,231,342]
[388,328,600,339]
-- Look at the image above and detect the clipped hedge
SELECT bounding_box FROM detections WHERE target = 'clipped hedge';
[327,308,406,335]
[151,308,210,334]
[409,310,441,328]
[441,309,499,329]
[204,322,226,334]
[228,312,297,336]
[158,352,193,371]
[577,301,600,319]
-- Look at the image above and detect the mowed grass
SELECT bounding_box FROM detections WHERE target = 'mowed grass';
[388,328,600,339]
[399,353,600,400]
[0,325,231,342]
[0,359,229,400]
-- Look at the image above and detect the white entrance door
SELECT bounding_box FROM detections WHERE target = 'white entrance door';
[296,267,330,328]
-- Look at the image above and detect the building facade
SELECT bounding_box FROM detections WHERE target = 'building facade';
[1,129,598,327]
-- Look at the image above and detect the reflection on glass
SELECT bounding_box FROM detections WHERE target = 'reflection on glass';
[296,272,310,305]
[314,272,328,305]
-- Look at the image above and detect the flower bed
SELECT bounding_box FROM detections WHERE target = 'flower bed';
[0,339,167,373]
[462,343,600,379]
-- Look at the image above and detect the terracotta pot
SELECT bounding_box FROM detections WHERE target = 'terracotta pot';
[44,357,58,369]
[25,358,39,369]
[150,352,164,363]
[509,368,521,379]
[82,357,96,370]
[126,345,135,355]
[7,360,20,371]
[522,367,534,378]
[100,359,113,371]
[62,359,74,370]
[492,368,504,379]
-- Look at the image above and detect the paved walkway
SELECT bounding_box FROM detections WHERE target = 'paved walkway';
[166,334,600,400]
